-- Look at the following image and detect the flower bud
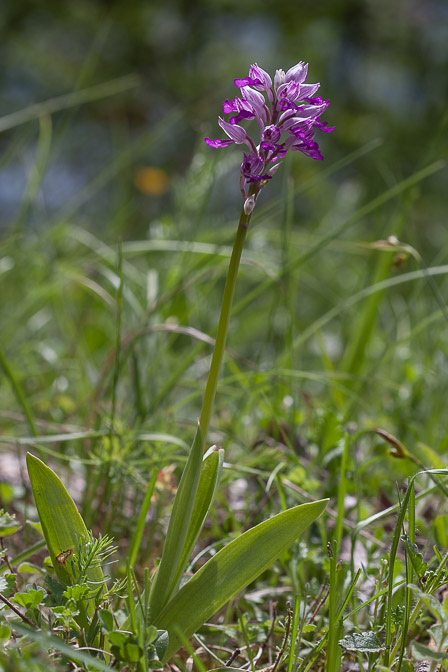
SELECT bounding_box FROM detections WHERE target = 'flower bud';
[244,194,256,215]
[274,69,285,90]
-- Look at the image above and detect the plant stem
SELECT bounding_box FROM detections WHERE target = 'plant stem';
[199,204,252,442]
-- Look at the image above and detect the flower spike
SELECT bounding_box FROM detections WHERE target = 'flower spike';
[205,60,334,208]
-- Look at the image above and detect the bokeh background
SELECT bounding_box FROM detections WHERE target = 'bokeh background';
[1,0,447,236]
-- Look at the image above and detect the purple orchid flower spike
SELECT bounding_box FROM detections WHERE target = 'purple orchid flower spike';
[205,60,335,214]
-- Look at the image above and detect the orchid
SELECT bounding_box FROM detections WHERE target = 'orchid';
[205,61,335,212]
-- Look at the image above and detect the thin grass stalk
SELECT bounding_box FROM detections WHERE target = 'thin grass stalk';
[334,433,349,555]
[13,115,52,234]
[397,484,415,670]
[389,549,448,661]
[383,480,413,667]
[287,597,301,672]
[128,470,158,567]
[110,242,124,433]
[238,610,256,672]
[325,540,339,672]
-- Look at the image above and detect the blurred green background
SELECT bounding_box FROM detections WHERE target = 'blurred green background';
[0,0,447,470]
[1,0,446,236]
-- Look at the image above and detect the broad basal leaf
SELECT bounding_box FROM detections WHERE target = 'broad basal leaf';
[156,498,328,661]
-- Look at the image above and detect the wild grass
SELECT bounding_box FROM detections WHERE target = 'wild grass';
[0,81,447,671]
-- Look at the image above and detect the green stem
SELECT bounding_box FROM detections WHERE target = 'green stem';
[199,204,251,442]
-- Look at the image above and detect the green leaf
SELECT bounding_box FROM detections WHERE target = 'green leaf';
[434,514,448,547]
[25,520,43,536]
[0,573,16,597]
[148,424,205,620]
[174,446,224,588]
[63,584,89,602]
[155,499,328,661]
[44,574,65,604]
[0,509,21,537]
[429,624,444,649]
[98,608,115,633]
[412,641,448,663]
[408,583,445,621]
[26,453,102,585]
[13,586,46,609]
[17,562,44,574]
[26,453,104,624]
[339,631,385,653]
[0,624,11,645]
[401,534,427,578]
[14,622,117,672]
[154,629,169,661]
[109,630,143,663]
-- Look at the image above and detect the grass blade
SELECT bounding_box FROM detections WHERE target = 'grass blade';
[128,469,159,568]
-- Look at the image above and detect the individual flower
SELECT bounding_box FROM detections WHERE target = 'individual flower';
[205,61,335,208]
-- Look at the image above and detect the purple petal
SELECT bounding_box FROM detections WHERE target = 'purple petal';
[223,98,237,113]
[261,124,282,143]
[229,111,254,124]
[277,81,300,103]
[240,150,264,177]
[205,137,234,148]
[241,86,265,108]
[218,117,248,143]
[296,82,320,101]
[302,96,326,106]
[285,61,308,85]
[313,119,336,133]
[280,100,304,113]
[246,173,272,183]
[261,141,284,152]
[289,102,329,121]
[234,76,261,88]
[249,63,272,90]
[282,115,312,131]
[267,162,282,176]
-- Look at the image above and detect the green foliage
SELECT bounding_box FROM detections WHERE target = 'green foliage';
[401,534,428,580]
[0,574,16,598]
[339,631,385,653]
[0,510,21,537]
[0,11,447,667]
[148,424,206,620]
[156,500,327,660]
[25,454,104,591]
[12,585,46,610]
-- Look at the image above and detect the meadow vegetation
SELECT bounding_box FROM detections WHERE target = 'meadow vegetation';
[0,3,448,670]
